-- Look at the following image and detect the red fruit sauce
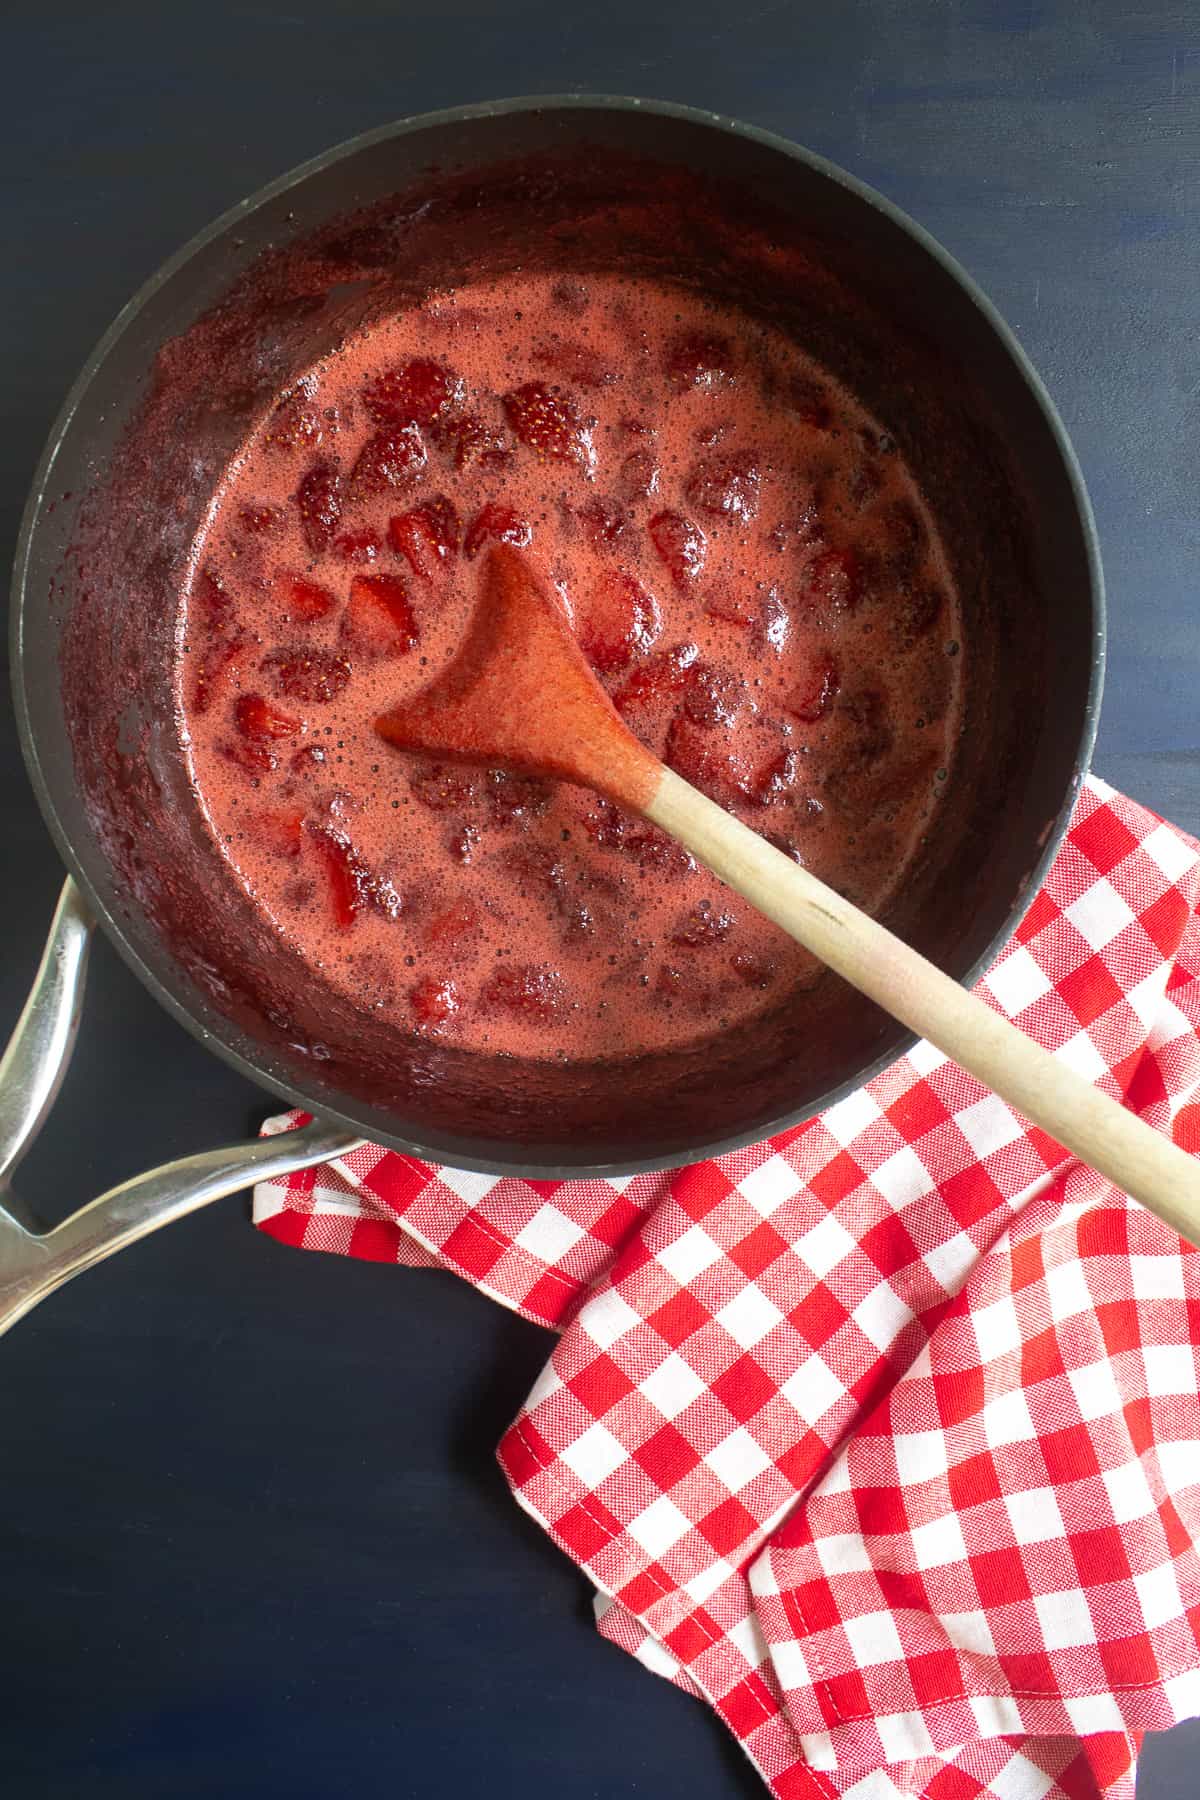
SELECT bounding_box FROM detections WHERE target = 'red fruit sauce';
[177,272,963,1060]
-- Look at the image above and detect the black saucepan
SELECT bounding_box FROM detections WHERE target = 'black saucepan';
[2,97,1102,1330]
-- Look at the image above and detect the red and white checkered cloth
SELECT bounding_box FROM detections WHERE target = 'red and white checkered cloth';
[254,775,1200,1800]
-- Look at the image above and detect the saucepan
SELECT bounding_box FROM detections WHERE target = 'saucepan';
[3,96,1102,1334]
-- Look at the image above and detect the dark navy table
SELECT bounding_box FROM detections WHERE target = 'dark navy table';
[2,4,1197,1795]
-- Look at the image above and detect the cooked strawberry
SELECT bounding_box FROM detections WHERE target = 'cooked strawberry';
[410,975,464,1026]
[481,964,567,1021]
[743,745,800,807]
[362,358,464,427]
[669,904,734,948]
[388,496,460,580]
[804,546,861,615]
[192,565,235,626]
[685,449,762,524]
[294,458,343,554]
[306,823,371,928]
[613,642,701,722]
[234,692,302,740]
[447,822,481,865]
[531,339,615,389]
[435,411,512,471]
[463,502,532,560]
[649,511,707,589]
[615,448,660,502]
[702,585,758,630]
[664,331,734,391]
[577,570,661,674]
[191,630,252,715]
[574,495,631,551]
[348,425,427,499]
[290,743,328,778]
[786,655,840,723]
[423,898,482,946]
[273,569,337,621]
[237,503,284,535]
[682,665,748,729]
[502,380,595,473]
[332,527,383,563]
[730,952,776,988]
[339,573,419,659]
[265,395,323,452]
[248,806,305,859]
[261,645,351,703]
[787,375,833,429]
[891,581,943,647]
[408,762,483,812]
[486,771,552,826]
[219,736,278,777]
[663,714,756,802]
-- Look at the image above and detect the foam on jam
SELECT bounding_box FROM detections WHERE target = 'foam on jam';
[177,271,964,1061]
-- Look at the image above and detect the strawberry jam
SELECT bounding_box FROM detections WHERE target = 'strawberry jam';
[177,271,963,1060]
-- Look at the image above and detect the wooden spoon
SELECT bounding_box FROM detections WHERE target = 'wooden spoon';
[377,546,1200,1245]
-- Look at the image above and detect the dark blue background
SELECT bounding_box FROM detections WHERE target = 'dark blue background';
[2,3,1197,1795]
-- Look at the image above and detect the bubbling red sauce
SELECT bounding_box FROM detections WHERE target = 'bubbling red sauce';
[177,271,963,1061]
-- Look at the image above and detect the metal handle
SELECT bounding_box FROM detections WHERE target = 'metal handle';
[0,877,362,1337]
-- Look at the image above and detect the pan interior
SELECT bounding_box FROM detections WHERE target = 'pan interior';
[21,109,1096,1170]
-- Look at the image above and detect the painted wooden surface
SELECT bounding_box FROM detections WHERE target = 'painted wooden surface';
[0,2,1196,1794]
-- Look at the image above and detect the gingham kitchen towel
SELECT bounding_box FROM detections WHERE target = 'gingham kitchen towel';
[254,775,1200,1800]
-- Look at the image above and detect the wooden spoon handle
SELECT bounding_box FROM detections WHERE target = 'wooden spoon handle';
[647,768,1200,1245]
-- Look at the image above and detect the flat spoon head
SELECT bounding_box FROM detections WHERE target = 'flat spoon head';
[374,544,662,809]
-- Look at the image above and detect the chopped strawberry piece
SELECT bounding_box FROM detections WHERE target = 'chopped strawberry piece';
[531,339,615,389]
[423,899,482,946]
[219,736,278,777]
[786,655,840,723]
[669,904,734,948]
[234,692,302,740]
[743,745,800,807]
[339,573,419,659]
[294,458,343,554]
[765,832,806,865]
[266,395,323,451]
[502,843,567,901]
[892,581,943,646]
[447,822,481,865]
[410,975,464,1026]
[408,763,483,812]
[261,645,351,703]
[248,806,306,860]
[482,964,566,1022]
[332,527,383,563]
[787,376,833,429]
[362,359,464,428]
[663,714,755,802]
[731,952,776,988]
[191,630,252,715]
[237,503,284,535]
[682,665,748,729]
[306,823,370,928]
[804,546,861,615]
[192,565,235,626]
[613,642,701,721]
[502,380,595,473]
[435,411,512,471]
[665,331,734,392]
[273,569,337,621]
[388,496,460,580]
[686,450,762,524]
[290,743,328,778]
[486,771,552,826]
[649,511,707,589]
[615,449,660,502]
[463,502,532,560]
[759,587,791,653]
[349,424,427,498]
[574,495,631,551]
[703,585,758,630]
[578,797,696,876]
[618,415,657,440]
[577,570,662,674]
